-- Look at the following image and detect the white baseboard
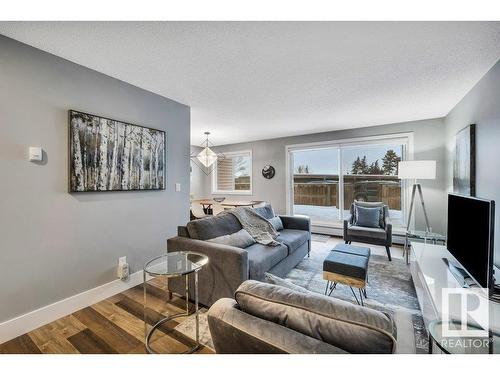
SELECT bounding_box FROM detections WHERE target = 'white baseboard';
[0,270,146,344]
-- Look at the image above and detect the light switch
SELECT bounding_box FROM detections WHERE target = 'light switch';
[175,183,181,192]
[29,147,43,162]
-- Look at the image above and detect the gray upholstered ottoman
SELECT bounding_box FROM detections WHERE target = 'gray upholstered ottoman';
[323,244,371,305]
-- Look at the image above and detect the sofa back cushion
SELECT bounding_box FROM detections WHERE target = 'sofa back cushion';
[207,229,256,248]
[186,212,242,240]
[234,280,396,353]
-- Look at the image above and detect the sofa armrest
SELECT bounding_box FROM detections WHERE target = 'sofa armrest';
[207,298,346,354]
[167,236,249,306]
[279,215,311,232]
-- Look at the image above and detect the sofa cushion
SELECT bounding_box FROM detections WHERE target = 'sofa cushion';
[245,243,288,280]
[277,229,309,254]
[347,225,387,240]
[268,216,284,231]
[354,206,382,228]
[234,280,396,354]
[186,212,242,240]
[252,204,275,220]
[208,229,256,248]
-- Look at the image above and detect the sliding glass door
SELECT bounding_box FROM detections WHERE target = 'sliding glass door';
[288,135,409,227]
[291,147,340,223]
[341,143,404,225]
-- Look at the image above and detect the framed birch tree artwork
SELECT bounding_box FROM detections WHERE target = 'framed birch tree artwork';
[69,110,166,192]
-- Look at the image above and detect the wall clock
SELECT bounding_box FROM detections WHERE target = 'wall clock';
[262,165,275,179]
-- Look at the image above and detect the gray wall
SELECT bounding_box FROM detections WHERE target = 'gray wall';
[0,36,190,322]
[195,118,447,234]
[445,59,500,266]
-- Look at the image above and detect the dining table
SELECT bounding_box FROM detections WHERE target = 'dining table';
[195,199,261,213]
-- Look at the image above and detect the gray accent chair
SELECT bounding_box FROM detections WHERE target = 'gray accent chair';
[167,205,311,307]
[343,201,392,261]
[207,280,398,354]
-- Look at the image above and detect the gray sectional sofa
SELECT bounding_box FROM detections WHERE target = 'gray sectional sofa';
[166,205,311,307]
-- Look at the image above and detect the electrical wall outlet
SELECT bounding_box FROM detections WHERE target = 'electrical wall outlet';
[117,263,129,281]
[175,183,181,192]
[117,256,129,280]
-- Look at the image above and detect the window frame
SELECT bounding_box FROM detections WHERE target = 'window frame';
[285,133,414,229]
[211,149,253,195]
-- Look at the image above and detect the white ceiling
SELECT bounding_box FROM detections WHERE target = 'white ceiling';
[1,22,500,145]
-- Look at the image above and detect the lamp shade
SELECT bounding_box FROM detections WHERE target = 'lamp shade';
[398,160,436,180]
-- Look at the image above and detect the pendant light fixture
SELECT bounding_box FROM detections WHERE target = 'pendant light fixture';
[190,132,225,175]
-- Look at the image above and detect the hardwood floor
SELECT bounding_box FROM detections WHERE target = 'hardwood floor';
[0,277,214,354]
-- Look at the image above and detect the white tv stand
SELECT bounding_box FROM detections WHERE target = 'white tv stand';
[410,242,500,331]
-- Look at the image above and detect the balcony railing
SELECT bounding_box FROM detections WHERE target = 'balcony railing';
[293,173,401,210]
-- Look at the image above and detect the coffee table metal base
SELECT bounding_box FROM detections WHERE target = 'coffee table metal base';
[144,270,200,354]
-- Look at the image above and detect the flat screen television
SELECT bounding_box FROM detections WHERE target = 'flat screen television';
[447,194,495,293]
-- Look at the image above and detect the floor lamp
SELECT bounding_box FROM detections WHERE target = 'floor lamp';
[398,160,436,233]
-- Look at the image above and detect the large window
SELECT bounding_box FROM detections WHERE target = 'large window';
[288,135,410,227]
[293,147,340,222]
[341,143,403,224]
[212,150,252,194]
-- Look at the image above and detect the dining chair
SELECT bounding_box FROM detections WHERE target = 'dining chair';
[212,202,225,216]
[191,202,208,219]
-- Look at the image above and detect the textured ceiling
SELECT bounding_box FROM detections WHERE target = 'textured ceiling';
[1,21,499,145]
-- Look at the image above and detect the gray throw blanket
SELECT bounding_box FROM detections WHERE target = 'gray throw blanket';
[229,207,280,246]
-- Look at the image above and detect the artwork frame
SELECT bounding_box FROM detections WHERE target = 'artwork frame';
[453,123,476,197]
[68,110,166,192]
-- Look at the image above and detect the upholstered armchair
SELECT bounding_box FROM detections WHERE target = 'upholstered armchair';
[343,201,392,261]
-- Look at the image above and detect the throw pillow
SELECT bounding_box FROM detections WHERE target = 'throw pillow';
[268,216,284,231]
[354,206,382,228]
[207,229,256,248]
[264,273,311,294]
[353,201,385,228]
[252,204,275,219]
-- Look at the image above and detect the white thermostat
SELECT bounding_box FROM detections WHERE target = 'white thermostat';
[29,147,43,162]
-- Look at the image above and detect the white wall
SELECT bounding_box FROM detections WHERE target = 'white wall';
[0,36,191,322]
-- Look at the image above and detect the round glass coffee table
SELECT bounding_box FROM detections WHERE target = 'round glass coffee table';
[143,251,208,354]
[428,319,499,354]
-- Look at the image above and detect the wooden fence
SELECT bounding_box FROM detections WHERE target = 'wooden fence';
[293,174,401,210]
[294,183,338,206]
